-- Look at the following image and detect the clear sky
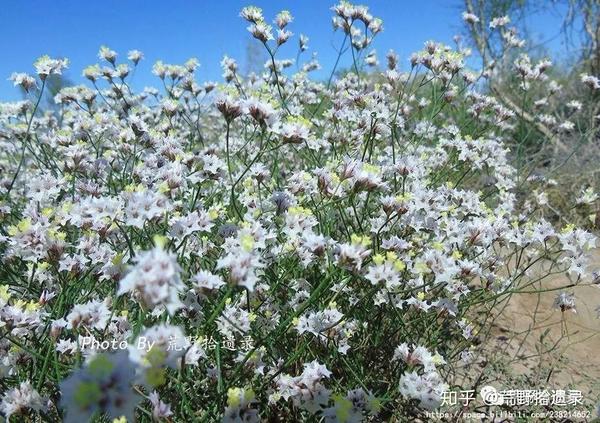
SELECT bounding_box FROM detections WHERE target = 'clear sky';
[0,0,568,101]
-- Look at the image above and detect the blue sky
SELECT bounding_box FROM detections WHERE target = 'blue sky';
[0,0,569,101]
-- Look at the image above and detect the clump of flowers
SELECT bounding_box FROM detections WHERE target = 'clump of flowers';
[0,2,597,421]
[0,381,45,420]
[117,237,184,315]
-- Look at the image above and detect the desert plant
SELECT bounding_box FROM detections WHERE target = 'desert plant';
[0,3,598,422]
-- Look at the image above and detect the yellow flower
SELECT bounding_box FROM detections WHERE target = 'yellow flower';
[432,242,444,251]
[240,233,255,252]
[62,201,74,213]
[25,301,40,312]
[208,207,220,220]
[241,178,253,190]
[362,163,380,174]
[112,253,124,266]
[153,235,168,249]
[350,233,371,247]
[393,260,406,272]
[395,193,412,202]
[285,115,312,127]
[8,218,32,236]
[157,181,170,194]
[414,261,429,274]
[0,285,10,302]
[561,223,575,234]
[288,205,312,217]
[283,241,297,253]
[432,353,444,365]
[227,387,243,408]
[48,228,66,241]
[217,84,238,97]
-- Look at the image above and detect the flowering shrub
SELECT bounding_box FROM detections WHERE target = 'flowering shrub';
[0,2,598,422]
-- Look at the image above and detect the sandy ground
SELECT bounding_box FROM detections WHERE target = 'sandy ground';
[488,249,600,404]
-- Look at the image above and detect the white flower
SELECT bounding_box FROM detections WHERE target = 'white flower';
[0,381,45,418]
[275,10,293,28]
[217,303,252,338]
[553,292,576,313]
[576,187,598,205]
[581,73,600,90]
[392,343,445,372]
[192,269,225,291]
[65,299,111,330]
[216,229,265,292]
[243,98,279,126]
[9,73,37,91]
[399,370,448,410]
[272,361,332,412]
[247,21,274,43]
[98,45,118,63]
[118,242,184,315]
[149,391,173,420]
[240,6,264,23]
[296,308,356,353]
[462,12,480,24]
[299,34,309,51]
[127,49,144,64]
[34,55,69,79]
[489,15,510,29]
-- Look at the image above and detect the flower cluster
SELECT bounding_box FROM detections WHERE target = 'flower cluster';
[0,2,597,421]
